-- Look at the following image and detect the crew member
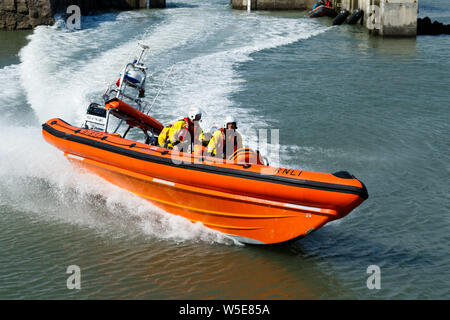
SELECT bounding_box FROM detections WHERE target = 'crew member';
[158,107,204,152]
[207,116,243,159]
[313,0,326,10]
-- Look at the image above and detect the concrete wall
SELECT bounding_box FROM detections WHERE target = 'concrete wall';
[231,0,317,10]
[380,0,417,37]
[0,0,166,30]
[231,0,417,36]
[50,0,166,13]
[340,0,417,37]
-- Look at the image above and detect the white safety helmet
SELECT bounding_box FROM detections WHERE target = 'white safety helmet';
[209,124,219,134]
[223,115,237,129]
[124,68,143,85]
[188,107,202,121]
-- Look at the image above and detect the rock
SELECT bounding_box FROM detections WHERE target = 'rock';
[417,19,422,34]
[17,0,29,14]
[1,12,17,29]
[2,0,16,12]
[0,0,54,30]
[417,16,450,36]
[30,0,54,27]
[432,21,444,35]
[444,24,450,35]
[422,17,431,26]
[1,0,165,30]
[16,13,33,29]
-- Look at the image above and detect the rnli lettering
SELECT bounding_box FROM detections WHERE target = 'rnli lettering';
[275,168,302,176]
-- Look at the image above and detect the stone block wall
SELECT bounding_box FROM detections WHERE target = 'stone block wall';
[0,0,166,30]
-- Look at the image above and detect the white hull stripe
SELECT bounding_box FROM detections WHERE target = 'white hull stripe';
[153,178,175,186]
[284,202,322,212]
[66,154,85,161]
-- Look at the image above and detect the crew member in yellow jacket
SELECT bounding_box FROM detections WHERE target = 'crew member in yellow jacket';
[207,116,243,159]
[158,107,204,152]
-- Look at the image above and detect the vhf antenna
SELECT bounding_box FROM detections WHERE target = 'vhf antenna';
[135,43,150,68]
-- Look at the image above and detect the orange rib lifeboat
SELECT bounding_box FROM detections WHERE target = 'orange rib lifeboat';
[42,118,368,245]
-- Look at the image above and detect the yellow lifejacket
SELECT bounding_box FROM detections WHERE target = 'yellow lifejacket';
[158,125,172,148]
[207,129,243,158]
[159,118,205,150]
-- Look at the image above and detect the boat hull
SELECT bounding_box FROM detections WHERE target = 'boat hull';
[42,118,368,244]
[309,6,337,18]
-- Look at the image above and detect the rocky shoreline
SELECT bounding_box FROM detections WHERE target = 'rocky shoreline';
[417,17,450,36]
[0,0,165,30]
[1,0,53,30]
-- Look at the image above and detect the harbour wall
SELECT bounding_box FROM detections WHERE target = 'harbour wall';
[232,0,418,37]
[339,0,417,37]
[0,0,166,30]
[1,0,419,36]
[231,0,316,10]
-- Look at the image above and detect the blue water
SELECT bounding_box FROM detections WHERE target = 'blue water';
[0,0,448,299]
